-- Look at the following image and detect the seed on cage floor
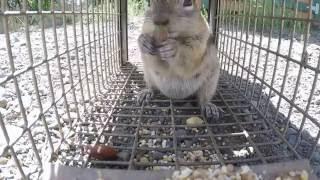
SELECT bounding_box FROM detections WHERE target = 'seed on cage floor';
[186,117,204,126]
[0,157,9,165]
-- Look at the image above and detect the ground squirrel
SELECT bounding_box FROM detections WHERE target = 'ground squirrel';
[137,0,223,119]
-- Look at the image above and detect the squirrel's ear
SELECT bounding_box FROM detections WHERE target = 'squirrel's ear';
[194,0,202,9]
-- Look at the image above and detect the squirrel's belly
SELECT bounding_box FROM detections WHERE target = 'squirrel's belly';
[152,73,202,99]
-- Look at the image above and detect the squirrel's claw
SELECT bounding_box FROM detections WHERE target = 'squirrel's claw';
[138,34,157,55]
[201,103,224,120]
[137,89,154,106]
[158,39,177,61]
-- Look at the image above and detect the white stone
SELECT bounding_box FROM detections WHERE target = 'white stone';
[161,140,167,148]
[0,87,8,109]
[61,112,78,123]
[0,125,23,154]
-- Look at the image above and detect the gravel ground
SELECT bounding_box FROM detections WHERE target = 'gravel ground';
[0,15,319,179]
[0,21,103,179]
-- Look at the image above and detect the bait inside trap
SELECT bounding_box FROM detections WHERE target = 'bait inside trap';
[0,0,320,179]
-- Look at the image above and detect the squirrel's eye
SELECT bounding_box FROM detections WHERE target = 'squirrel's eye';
[183,0,193,7]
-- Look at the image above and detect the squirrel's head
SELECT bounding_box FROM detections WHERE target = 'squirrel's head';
[143,0,205,36]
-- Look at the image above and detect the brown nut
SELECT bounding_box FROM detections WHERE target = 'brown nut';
[153,25,168,44]
[84,144,118,160]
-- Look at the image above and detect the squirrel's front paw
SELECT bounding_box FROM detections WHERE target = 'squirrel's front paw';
[138,34,157,55]
[201,103,224,120]
[158,39,177,61]
[137,89,154,106]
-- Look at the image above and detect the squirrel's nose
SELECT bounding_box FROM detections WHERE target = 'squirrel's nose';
[153,16,169,26]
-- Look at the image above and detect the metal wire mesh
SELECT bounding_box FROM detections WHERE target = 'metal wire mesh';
[57,64,301,170]
[0,0,124,178]
[0,0,319,179]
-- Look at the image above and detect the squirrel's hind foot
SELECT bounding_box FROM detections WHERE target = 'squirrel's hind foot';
[137,89,154,106]
[201,103,224,120]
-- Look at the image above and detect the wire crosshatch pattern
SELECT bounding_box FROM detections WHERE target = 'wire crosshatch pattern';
[0,0,320,179]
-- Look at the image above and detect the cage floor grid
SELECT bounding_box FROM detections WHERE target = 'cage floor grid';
[56,62,301,170]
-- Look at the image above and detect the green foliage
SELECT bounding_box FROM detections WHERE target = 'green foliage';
[6,0,51,10]
[222,0,305,34]
[7,0,21,10]
[254,0,304,33]
[128,0,145,16]
[201,4,209,20]
[28,0,39,10]
[128,0,210,20]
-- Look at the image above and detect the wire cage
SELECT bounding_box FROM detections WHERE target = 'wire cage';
[0,0,320,179]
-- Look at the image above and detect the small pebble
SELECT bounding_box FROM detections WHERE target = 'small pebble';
[172,167,193,179]
[0,98,8,109]
[170,165,258,180]
[150,151,164,161]
[61,112,78,123]
[69,103,77,112]
[192,169,209,179]
[141,129,150,135]
[221,166,228,174]
[289,171,296,176]
[140,157,149,163]
[240,165,251,174]
[162,140,167,148]
[117,151,130,161]
[226,164,234,172]
[140,140,147,146]
[0,157,9,165]
[163,155,173,162]
[151,131,156,136]
[188,150,203,161]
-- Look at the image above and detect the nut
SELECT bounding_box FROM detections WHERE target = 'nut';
[186,117,204,126]
[153,25,168,44]
[84,144,118,160]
